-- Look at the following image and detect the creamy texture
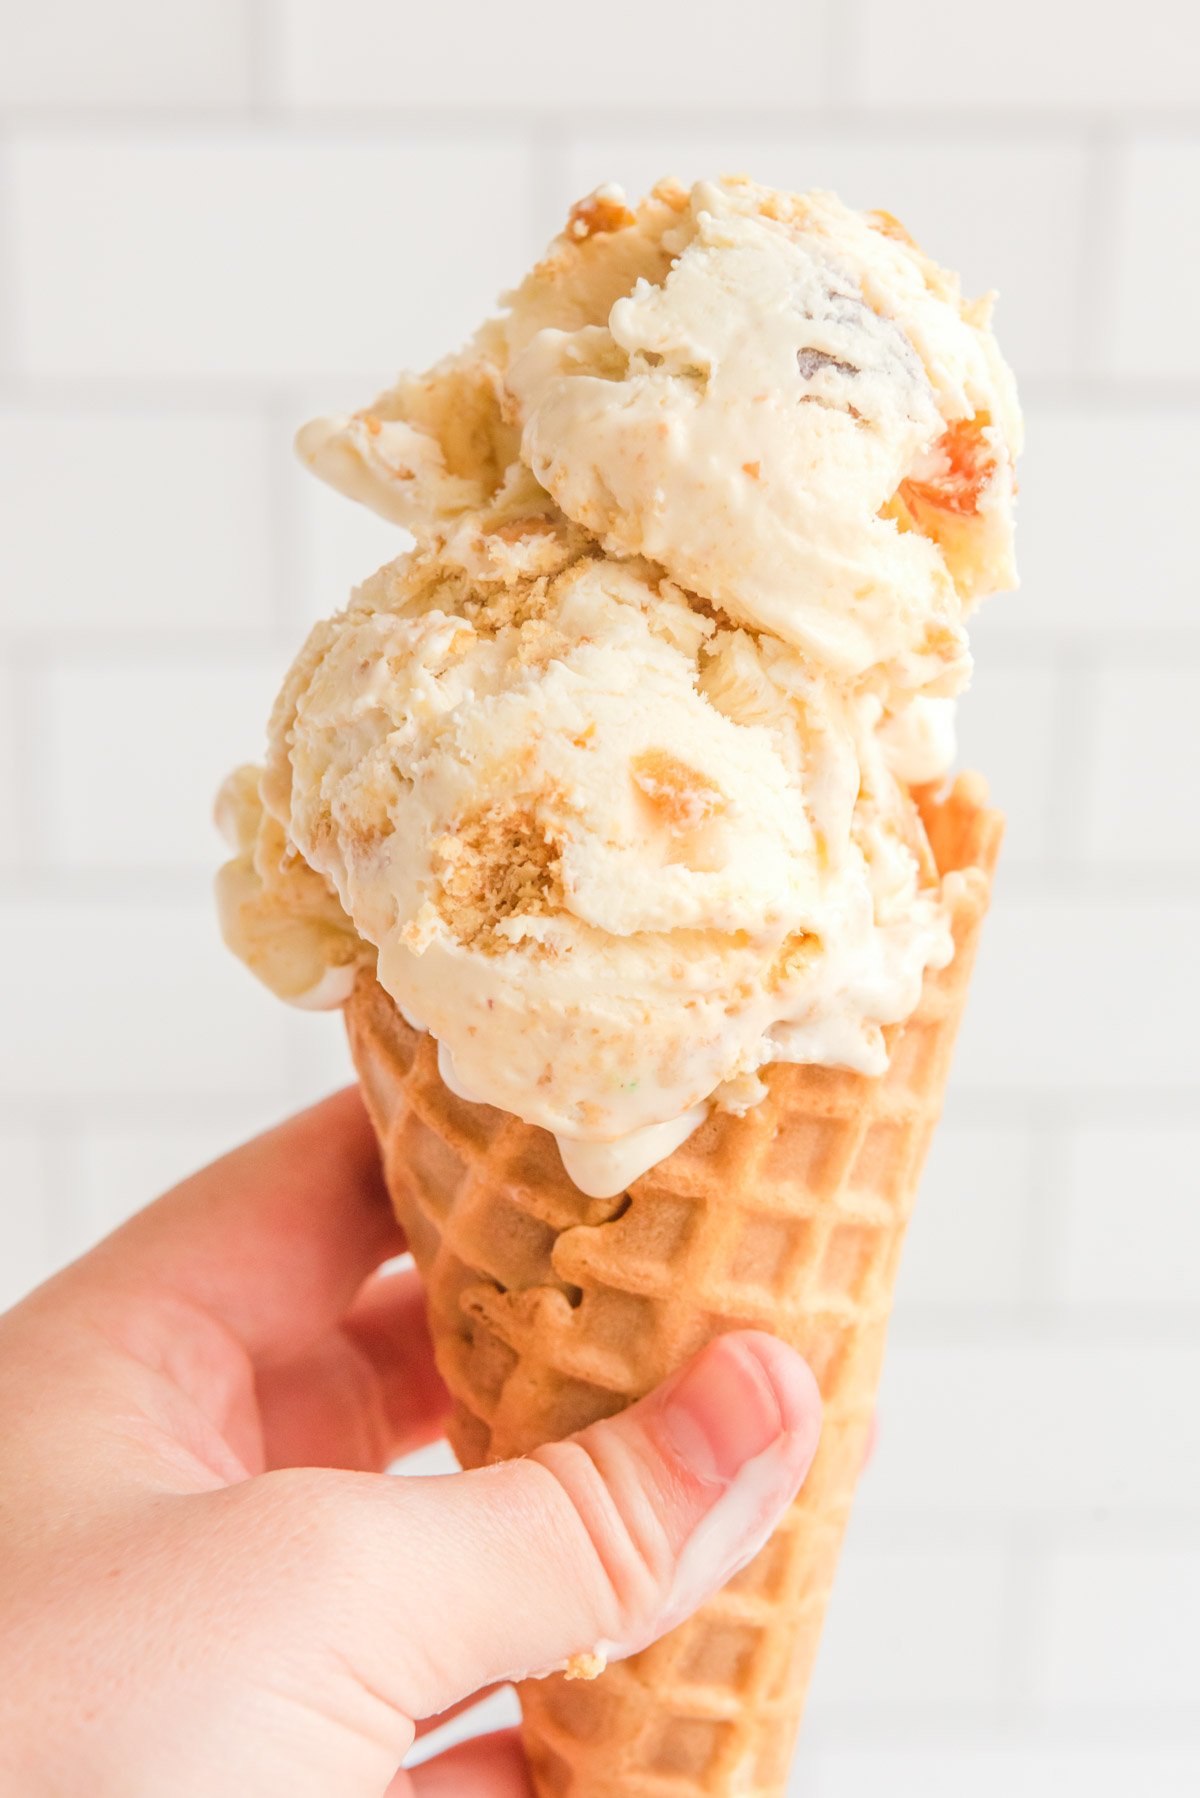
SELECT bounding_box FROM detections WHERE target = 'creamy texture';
[436,1033,706,1200]
[249,521,953,1148]
[214,764,364,1008]
[509,187,1002,696]
[218,176,1020,1195]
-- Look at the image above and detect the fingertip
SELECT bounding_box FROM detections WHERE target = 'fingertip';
[730,1329,823,1460]
[652,1330,821,1495]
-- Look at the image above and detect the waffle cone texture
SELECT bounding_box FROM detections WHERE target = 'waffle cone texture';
[346,772,1003,1797]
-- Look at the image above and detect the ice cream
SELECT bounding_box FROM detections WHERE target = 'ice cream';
[218,176,1020,1197]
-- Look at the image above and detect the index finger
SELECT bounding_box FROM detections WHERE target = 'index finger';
[70,1087,404,1364]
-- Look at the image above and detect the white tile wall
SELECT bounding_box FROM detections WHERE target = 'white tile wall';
[1037,1547,1200,1707]
[953,661,1060,868]
[956,896,1200,1091]
[807,1542,1011,1708]
[268,0,835,112]
[10,133,539,379]
[0,411,276,635]
[863,1341,1200,1516]
[856,0,1200,111]
[0,0,253,110]
[995,401,1200,638]
[1060,1127,1200,1308]
[2,2,1196,1791]
[42,655,282,868]
[1114,140,1200,376]
[894,1123,1034,1309]
[0,900,295,1099]
[1086,665,1200,864]
[808,1747,1200,1798]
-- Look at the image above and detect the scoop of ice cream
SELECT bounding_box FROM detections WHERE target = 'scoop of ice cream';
[247,510,951,1145]
[301,178,1020,698]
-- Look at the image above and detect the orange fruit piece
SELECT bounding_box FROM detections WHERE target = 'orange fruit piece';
[901,416,997,518]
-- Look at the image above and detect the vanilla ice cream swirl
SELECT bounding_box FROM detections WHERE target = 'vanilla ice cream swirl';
[218,176,1020,1194]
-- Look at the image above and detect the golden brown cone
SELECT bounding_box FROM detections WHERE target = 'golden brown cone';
[346,772,1003,1797]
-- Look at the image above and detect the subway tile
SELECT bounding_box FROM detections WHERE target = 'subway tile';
[1059,1126,1200,1308]
[953,894,1200,1093]
[11,133,536,380]
[897,1122,1033,1309]
[1036,1547,1200,1707]
[1085,666,1200,864]
[42,655,282,869]
[855,0,1200,110]
[0,900,296,1098]
[955,661,1059,868]
[1112,140,1200,377]
[0,411,275,635]
[0,1131,54,1313]
[805,1747,1200,1798]
[806,1541,1009,1707]
[859,1340,1200,1515]
[272,0,831,111]
[0,0,251,108]
[988,401,1200,637]
[557,131,1089,379]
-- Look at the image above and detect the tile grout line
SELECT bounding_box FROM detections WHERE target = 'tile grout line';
[0,101,1198,138]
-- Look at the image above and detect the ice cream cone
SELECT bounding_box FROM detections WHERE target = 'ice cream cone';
[344,772,1002,1796]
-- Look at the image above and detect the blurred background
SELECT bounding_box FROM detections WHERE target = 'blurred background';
[1,1,1198,1791]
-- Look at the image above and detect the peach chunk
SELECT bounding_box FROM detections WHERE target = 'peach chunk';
[900,416,999,518]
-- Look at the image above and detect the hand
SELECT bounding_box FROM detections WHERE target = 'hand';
[0,1091,821,1797]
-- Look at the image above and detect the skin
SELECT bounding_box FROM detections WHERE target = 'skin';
[0,1089,822,1797]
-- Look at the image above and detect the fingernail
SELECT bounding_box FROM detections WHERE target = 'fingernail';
[659,1334,789,1486]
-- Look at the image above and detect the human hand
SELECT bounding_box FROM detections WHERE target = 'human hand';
[0,1091,821,1797]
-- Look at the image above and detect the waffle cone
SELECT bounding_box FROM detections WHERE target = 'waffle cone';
[346,772,1003,1797]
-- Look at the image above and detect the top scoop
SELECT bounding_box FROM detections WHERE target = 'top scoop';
[217,176,1020,1195]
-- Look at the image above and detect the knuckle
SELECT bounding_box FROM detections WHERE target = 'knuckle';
[532,1436,677,1642]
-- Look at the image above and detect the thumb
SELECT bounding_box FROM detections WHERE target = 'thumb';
[221,1330,820,1729]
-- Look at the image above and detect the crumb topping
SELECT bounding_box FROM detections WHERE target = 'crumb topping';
[433,804,565,948]
[567,191,637,241]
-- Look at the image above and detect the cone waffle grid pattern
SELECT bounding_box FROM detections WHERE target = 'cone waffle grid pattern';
[347,774,1003,1797]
